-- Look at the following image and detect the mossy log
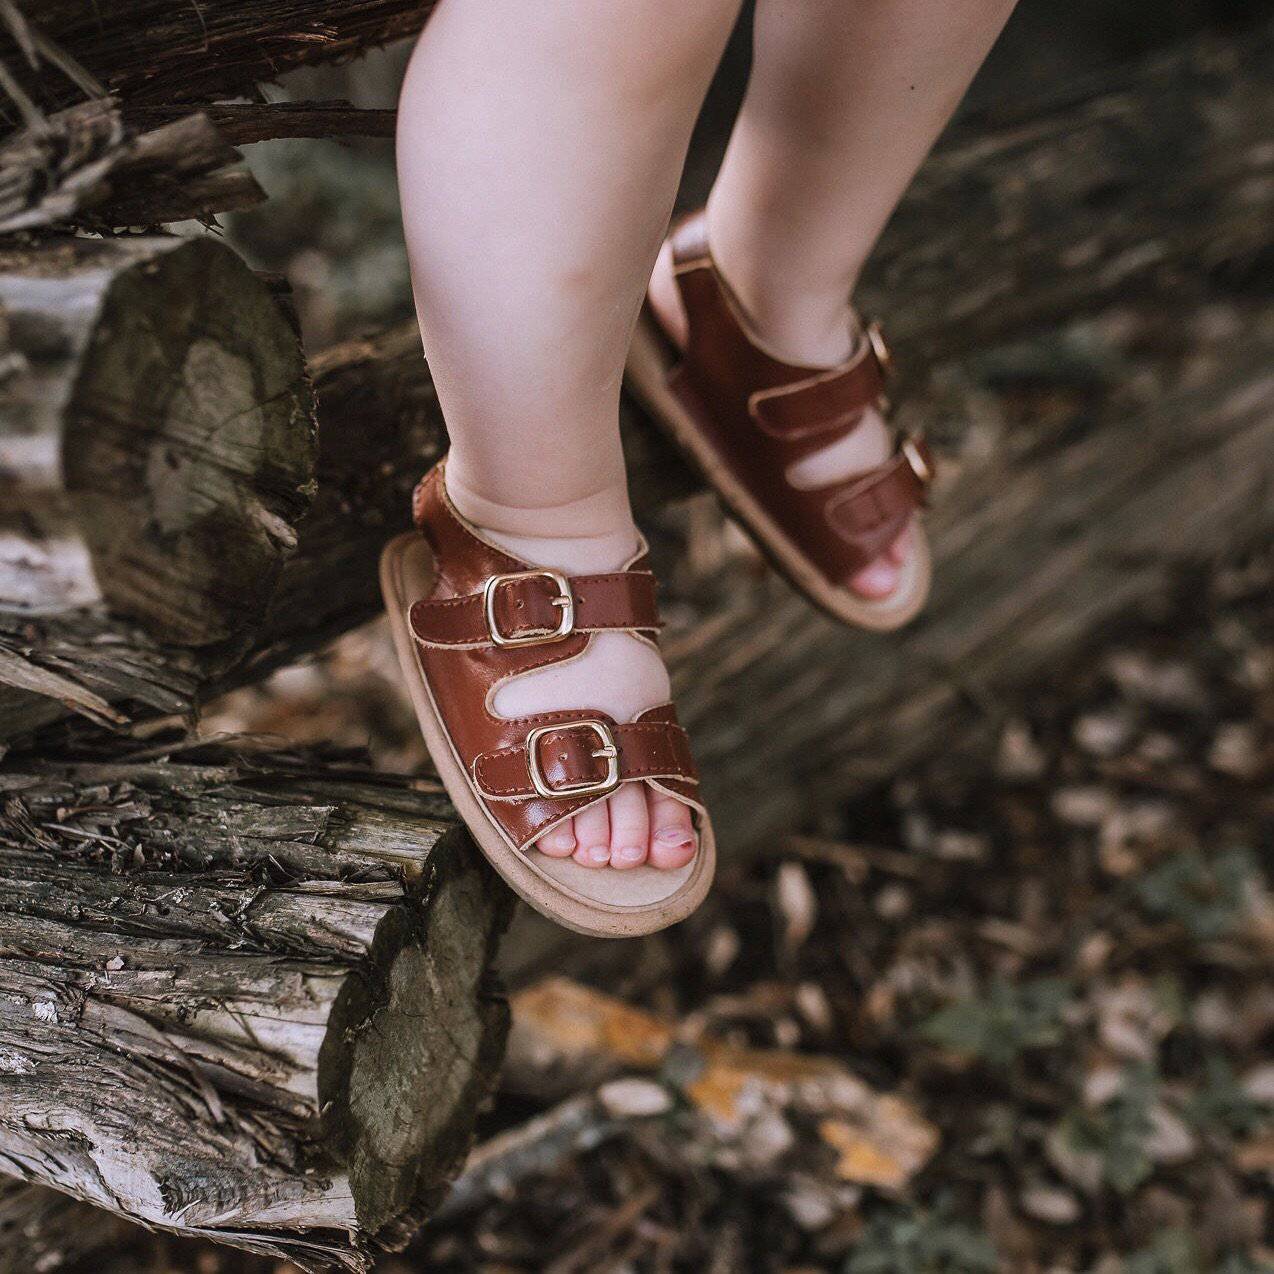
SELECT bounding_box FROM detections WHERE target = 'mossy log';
[0,744,509,1269]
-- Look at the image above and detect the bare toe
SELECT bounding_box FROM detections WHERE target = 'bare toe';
[647,790,697,870]
[537,819,577,858]
[607,783,650,870]
[572,799,611,869]
[848,555,901,600]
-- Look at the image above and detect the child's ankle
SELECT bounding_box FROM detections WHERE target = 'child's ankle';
[705,201,862,367]
[444,464,639,573]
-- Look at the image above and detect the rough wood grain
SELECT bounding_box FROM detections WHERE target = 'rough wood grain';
[0,1,437,118]
[0,743,510,1269]
[0,99,263,233]
[127,101,399,145]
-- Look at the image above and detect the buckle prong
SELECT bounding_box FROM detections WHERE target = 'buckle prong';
[900,434,933,487]
[483,570,575,647]
[866,320,894,377]
[526,721,621,799]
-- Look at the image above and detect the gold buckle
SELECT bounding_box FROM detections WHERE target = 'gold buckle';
[866,320,894,377]
[901,434,934,486]
[483,570,574,647]
[525,721,620,799]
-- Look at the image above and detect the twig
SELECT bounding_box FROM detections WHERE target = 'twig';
[0,54,44,132]
[542,1184,660,1274]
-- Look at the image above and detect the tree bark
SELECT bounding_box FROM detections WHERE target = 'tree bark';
[0,742,510,1269]
[126,101,399,145]
[0,101,263,234]
[0,1,437,118]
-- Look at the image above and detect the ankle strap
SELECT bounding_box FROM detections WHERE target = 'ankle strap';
[410,567,660,648]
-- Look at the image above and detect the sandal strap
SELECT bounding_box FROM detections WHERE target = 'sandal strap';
[410,568,660,647]
[669,212,902,465]
[664,209,938,579]
[749,328,889,446]
[473,716,698,801]
[820,436,935,565]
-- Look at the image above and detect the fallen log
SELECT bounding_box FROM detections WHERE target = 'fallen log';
[0,20,1270,824]
[0,233,313,737]
[0,742,510,1269]
[672,323,1274,847]
[0,1,437,117]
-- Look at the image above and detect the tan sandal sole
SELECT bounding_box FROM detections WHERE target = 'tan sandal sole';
[626,311,932,632]
[380,531,716,938]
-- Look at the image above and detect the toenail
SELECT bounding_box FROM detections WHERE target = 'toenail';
[585,844,611,865]
[615,845,645,864]
[655,828,694,848]
[856,561,897,590]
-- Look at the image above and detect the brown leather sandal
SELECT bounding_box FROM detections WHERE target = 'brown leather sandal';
[627,209,936,631]
[380,461,715,937]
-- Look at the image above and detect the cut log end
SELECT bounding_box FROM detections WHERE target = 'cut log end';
[0,235,314,647]
[320,826,511,1247]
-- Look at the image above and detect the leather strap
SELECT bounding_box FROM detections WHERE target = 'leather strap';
[824,440,933,553]
[473,717,698,800]
[749,348,886,444]
[406,464,701,850]
[671,214,890,465]
[410,568,660,647]
[663,210,934,579]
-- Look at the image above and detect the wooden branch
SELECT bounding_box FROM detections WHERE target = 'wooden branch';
[435,977,938,1222]
[0,742,510,1269]
[126,101,398,145]
[0,2,437,117]
[0,98,264,232]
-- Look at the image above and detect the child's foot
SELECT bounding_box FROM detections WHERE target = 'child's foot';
[647,239,910,601]
[445,477,698,873]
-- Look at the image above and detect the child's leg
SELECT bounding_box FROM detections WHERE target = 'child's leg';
[397,0,740,869]
[650,0,1017,599]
